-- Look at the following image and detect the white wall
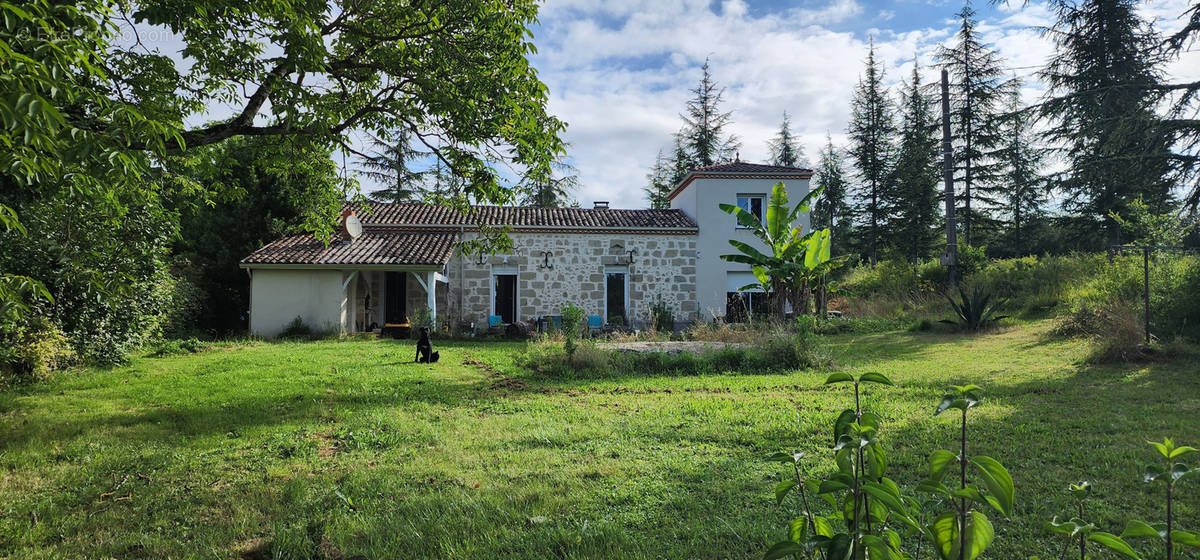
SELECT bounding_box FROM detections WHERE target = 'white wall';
[671,176,811,320]
[248,269,349,337]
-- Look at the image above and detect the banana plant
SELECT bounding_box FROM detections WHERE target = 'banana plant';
[800,228,850,317]
[916,385,1014,560]
[720,182,825,320]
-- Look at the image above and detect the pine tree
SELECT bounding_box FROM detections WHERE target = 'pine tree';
[812,133,852,254]
[356,131,429,203]
[681,58,741,167]
[424,157,461,202]
[644,150,673,210]
[934,1,1018,247]
[847,40,897,265]
[1039,0,1175,245]
[886,60,942,263]
[521,156,579,208]
[1162,3,1200,211]
[668,131,696,186]
[768,112,806,167]
[992,88,1045,255]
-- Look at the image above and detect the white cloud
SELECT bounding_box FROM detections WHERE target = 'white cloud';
[532,0,1197,209]
[533,0,971,207]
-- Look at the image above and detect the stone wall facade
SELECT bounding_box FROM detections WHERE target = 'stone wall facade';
[434,231,698,330]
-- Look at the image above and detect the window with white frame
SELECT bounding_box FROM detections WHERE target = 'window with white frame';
[735,195,765,227]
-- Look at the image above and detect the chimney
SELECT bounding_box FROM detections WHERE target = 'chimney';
[593,201,609,210]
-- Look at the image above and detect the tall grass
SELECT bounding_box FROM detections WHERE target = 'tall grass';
[1058,253,1200,344]
[519,328,830,378]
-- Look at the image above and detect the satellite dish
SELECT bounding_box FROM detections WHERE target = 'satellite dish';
[345,214,363,239]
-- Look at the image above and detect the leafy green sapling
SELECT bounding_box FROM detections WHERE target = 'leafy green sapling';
[1057,439,1198,560]
[1047,481,1139,560]
[917,385,1015,560]
[765,371,917,560]
[1121,439,1198,560]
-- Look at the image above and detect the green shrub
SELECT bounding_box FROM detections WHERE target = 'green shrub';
[567,340,611,370]
[971,254,1105,313]
[159,265,208,339]
[1060,254,1200,344]
[0,316,75,384]
[560,302,585,355]
[279,316,314,339]
[812,316,908,335]
[649,299,674,333]
[409,307,432,329]
[956,242,989,276]
[150,337,205,357]
[1056,300,1146,363]
[838,253,1134,324]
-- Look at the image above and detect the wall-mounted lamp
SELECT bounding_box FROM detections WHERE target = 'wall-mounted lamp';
[624,248,638,265]
[475,253,487,266]
[538,250,554,270]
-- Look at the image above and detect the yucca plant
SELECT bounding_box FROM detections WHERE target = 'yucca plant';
[941,286,1008,331]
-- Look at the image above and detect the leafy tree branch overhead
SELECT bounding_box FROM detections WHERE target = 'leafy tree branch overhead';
[1,0,566,209]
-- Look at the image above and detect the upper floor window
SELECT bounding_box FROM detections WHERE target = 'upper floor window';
[736,195,765,228]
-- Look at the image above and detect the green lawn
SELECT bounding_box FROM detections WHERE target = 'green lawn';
[1,323,1197,559]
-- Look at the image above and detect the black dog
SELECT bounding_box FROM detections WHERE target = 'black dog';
[415,327,440,363]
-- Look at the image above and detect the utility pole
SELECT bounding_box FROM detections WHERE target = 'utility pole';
[940,69,959,288]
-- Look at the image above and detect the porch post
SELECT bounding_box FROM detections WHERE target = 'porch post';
[426,270,437,329]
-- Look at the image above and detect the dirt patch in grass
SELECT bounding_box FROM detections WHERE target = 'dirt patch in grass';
[464,355,530,393]
[234,537,271,560]
[310,431,340,458]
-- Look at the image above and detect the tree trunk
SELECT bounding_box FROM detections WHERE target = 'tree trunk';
[771,279,788,321]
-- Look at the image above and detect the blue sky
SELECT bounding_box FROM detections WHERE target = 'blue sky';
[525,0,1198,208]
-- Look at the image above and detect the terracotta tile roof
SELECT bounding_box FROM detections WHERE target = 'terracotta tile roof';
[242,230,458,267]
[694,161,814,174]
[667,161,814,201]
[351,202,698,231]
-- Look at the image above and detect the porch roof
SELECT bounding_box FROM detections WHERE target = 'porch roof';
[241,230,458,268]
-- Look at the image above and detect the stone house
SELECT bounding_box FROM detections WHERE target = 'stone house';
[240,162,812,336]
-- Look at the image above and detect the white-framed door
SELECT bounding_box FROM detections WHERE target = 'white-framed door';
[604,265,629,325]
[491,265,519,323]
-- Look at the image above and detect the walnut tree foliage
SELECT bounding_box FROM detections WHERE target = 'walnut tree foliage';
[0,0,565,232]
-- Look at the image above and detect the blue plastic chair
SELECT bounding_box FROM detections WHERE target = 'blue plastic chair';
[587,315,603,335]
[488,315,503,327]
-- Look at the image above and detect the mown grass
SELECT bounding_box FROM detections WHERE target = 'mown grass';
[1,324,1197,559]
